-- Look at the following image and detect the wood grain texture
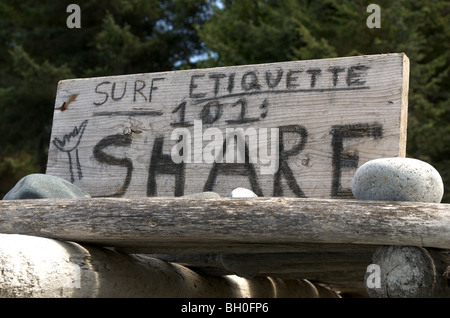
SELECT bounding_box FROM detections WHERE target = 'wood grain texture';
[366,246,450,297]
[0,197,448,253]
[0,234,340,298]
[151,250,376,295]
[46,53,409,199]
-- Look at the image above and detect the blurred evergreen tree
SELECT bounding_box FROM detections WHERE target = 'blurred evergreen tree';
[0,0,211,196]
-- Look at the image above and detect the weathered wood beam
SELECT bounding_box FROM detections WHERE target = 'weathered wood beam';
[0,234,339,298]
[0,197,448,253]
[150,251,376,295]
[151,250,374,278]
[365,246,450,298]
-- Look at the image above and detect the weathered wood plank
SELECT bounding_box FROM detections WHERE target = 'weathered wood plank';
[0,234,341,298]
[46,53,409,199]
[152,251,375,278]
[0,197,448,253]
[366,246,450,298]
[150,251,375,294]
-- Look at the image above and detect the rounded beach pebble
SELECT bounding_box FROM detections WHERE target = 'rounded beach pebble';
[227,187,258,198]
[183,191,221,199]
[351,158,444,203]
[2,173,91,200]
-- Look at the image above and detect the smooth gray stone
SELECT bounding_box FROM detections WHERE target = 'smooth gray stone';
[3,174,90,200]
[227,188,258,198]
[351,158,444,203]
[183,191,221,199]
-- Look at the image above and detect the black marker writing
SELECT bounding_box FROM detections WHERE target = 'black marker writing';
[53,120,88,183]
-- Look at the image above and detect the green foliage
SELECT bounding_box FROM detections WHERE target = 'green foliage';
[0,0,211,197]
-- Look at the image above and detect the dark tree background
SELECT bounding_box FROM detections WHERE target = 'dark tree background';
[0,0,211,196]
[1,0,449,201]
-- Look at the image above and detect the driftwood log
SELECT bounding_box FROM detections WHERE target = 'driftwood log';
[0,233,339,298]
[0,196,448,297]
[365,246,450,298]
[152,250,376,279]
[150,249,376,296]
[0,197,448,254]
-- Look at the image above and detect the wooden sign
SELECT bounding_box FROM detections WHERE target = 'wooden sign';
[46,53,409,198]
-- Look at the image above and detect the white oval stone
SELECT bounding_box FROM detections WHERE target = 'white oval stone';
[227,188,258,198]
[351,158,444,203]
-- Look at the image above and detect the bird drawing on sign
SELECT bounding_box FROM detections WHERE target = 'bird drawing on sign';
[53,120,88,183]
